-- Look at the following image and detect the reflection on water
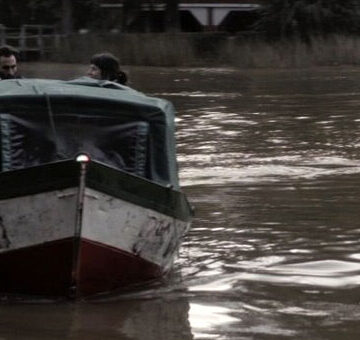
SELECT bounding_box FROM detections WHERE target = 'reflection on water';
[189,303,238,339]
[11,64,360,338]
[0,298,192,340]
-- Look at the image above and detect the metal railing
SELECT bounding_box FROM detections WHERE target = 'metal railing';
[0,24,60,57]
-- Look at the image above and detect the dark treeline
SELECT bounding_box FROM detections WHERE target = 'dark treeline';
[254,0,360,42]
[0,0,180,33]
[0,0,97,31]
[0,0,360,40]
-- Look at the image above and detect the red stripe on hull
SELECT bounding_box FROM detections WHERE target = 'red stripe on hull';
[0,238,162,298]
[76,239,162,297]
[0,239,74,297]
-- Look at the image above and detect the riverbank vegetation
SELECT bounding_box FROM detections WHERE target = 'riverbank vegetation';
[50,32,360,68]
[38,0,360,68]
[2,1,360,68]
[254,0,360,42]
[223,34,360,68]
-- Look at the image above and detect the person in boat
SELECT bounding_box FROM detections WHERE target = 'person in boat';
[87,52,127,85]
[0,45,22,80]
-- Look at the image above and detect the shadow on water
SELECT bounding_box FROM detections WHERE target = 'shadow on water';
[9,63,360,339]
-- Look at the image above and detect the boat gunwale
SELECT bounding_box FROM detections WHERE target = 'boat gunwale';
[0,159,193,221]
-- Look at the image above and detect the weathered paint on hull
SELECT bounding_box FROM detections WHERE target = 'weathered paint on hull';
[0,160,192,298]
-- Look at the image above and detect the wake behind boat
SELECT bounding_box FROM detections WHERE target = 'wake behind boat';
[0,78,192,298]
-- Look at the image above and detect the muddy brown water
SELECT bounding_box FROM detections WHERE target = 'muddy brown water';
[2,63,360,339]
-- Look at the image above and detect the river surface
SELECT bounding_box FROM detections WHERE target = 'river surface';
[2,63,360,339]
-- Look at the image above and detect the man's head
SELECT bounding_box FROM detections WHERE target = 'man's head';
[0,45,19,79]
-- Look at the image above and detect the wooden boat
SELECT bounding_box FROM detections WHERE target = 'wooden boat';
[0,78,192,298]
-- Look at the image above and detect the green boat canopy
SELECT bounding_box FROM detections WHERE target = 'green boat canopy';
[0,77,179,189]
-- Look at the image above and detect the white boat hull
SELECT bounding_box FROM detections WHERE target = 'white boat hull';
[0,160,192,298]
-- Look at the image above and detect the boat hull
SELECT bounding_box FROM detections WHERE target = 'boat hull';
[0,237,163,298]
[0,238,73,297]
[0,161,191,298]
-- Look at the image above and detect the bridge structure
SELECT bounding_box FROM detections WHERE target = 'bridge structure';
[99,0,264,32]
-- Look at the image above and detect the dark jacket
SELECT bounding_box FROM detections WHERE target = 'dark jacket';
[0,73,22,80]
